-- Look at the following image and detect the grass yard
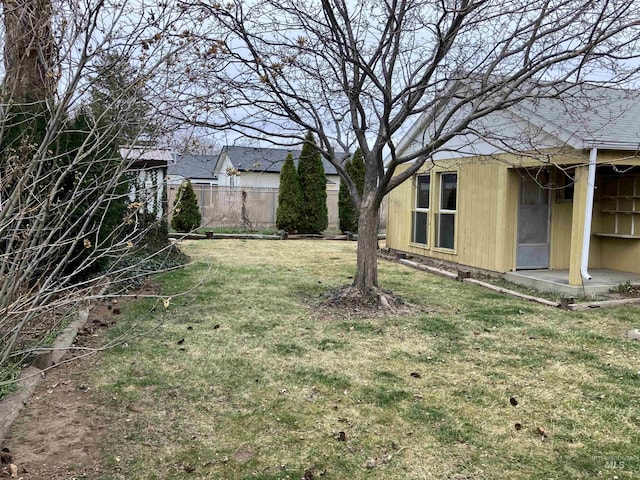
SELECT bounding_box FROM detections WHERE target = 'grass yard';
[87,240,640,479]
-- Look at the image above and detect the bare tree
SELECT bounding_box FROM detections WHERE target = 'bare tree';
[0,0,205,378]
[176,0,640,303]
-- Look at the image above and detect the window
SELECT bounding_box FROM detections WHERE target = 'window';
[412,174,430,244]
[436,173,457,249]
[556,168,574,202]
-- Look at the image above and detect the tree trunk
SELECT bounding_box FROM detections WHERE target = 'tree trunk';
[353,193,380,289]
[2,0,55,103]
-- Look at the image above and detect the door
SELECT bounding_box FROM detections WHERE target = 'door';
[517,173,550,269]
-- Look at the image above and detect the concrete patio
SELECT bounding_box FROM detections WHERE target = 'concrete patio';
[504,268,640,297]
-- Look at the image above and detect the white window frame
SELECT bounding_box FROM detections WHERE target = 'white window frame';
[436,172,457,251]
[412,174,430,246]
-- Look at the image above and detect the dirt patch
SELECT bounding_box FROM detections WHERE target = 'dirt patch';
[0,283,160,479]
[316,285,419,319]
[1,358,105,479]
[608,283,640,298]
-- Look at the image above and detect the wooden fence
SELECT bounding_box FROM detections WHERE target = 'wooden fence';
[167,184,387,231]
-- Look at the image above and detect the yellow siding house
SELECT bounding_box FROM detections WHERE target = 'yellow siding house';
[386,85,640,295]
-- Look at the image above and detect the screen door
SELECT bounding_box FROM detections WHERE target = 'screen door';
[517,174,550,269]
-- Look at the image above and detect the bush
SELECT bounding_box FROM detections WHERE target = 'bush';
[171,181,202,232]
[339,148,365,233]
[276,153,303,232]
[297,131,327,234]
[338,157,355,233]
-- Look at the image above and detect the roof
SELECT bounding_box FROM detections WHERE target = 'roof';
[220,145,340,175]
[513,83,640,150]
[120,147,171,168]
[168,153,218,179]
[396,82,640,159]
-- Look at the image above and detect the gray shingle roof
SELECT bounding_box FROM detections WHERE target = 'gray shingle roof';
[168,153,218,179]
[514,84,640,150]
[222,145,340,175]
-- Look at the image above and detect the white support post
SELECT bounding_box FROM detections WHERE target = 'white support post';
[581,148,597,282]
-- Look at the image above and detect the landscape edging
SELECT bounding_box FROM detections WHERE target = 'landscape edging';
[0,308,91,442]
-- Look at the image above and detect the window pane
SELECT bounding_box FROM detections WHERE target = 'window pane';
[416,175,430,209]
[520,178,542,205]
[518,207,548,244]
[557,168,574,201]
[521,173,549,205]
[413,211,428,244]
[437,213,455,249]
[441,173,457,210]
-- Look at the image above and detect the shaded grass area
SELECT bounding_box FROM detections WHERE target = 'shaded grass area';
[87,240,640,479]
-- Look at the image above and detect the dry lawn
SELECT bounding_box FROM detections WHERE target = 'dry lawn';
[80,240,640,479]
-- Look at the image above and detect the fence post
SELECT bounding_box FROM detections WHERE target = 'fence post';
[200,187,205,223]
[273,189,277,226]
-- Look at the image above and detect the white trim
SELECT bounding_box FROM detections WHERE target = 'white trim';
[436,172,458,250]
[412,174,431,246]
[581,148,597,282]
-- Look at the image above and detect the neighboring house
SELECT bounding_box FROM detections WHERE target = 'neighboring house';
[166,145,346,229]
[214,145,341,189]
[167,152,219,187]
[386,84,640,295]
[121,147,170,220]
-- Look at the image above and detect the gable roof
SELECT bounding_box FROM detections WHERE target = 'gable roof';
[168,153,218,179]
[397,82,640,159]
[512,84,640,150]
[120,147,171,168]
[219,145,340,175]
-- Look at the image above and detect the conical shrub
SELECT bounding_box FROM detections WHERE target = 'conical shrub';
[171,181,201,232]
[339,148,365,233]
[276,153,303,232]
[297,131,327,234]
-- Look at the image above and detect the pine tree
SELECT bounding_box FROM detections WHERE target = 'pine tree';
[171,181,202,232]
[297,131,327,234]
[276,153,303,232]
[338,159,356,233]
[339,148,365,233]
[349,148,365,228]
[58,109,131,273]
[90,52,158,145]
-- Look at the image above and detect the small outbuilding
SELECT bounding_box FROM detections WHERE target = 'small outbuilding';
[121,147,170,220]
[386,84,640,295]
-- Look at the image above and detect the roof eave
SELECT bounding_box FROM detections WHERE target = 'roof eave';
[586,141,640,152]
[131,159,168,168]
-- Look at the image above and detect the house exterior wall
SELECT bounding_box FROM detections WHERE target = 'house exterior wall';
[592,153,640,274]
[129,166,166,219]
[167,174,218,187]
[326,175,341,191]
[216,154,237,186]
[601,238,640,273]
[235,172,281,188]
[549,200,574,270]
[387,159,513,272]
[220,171,341,190]
[387,151,640,276]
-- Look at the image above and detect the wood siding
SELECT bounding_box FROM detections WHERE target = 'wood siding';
[387,150,640,275]
[387,160,512,271]
[600,239,640,273]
